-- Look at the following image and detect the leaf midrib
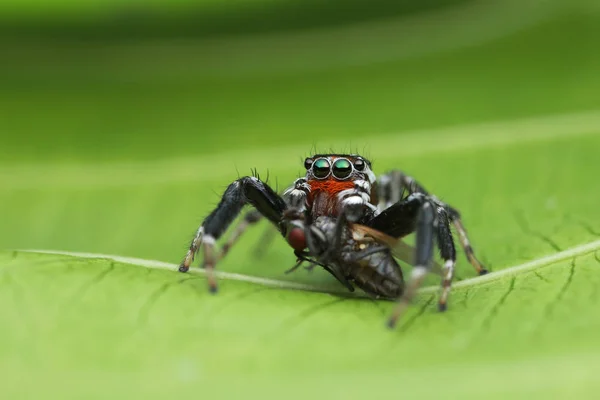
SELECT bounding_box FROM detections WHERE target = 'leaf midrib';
[17,238,600,296]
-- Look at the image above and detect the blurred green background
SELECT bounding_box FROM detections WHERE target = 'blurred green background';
[2,0,600,398]
[2,0,600,276]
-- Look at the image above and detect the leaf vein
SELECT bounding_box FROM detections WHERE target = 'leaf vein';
[399,294,435,333]
[480,276,517,333]
[533,271,551,284]
[137,276,198,327]
[63,262,116,309]
[513,211,562,252]
[542,257,577,322]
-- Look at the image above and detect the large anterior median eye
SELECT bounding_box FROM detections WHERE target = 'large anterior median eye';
[312,158,331,179]
[332,158,352,179]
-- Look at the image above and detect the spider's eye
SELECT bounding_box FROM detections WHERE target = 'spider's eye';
[353,158,366,171]
[304,158,313,170]
[332,158,352,179]
[312,158,331,179]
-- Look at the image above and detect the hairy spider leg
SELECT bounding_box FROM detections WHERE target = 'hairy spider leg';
[218,209,263,262]
[366,194,457,327]
[447,210,488,275]
[221,178,310,260]
[386,200,435,328]
[178,176,287,292]
[435,207,457,311]
[376,170,488,275]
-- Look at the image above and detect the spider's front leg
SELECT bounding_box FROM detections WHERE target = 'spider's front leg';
[179,176,287,292]
[377,170,488,276]
[221,178,311,260]
[371,194,456,328]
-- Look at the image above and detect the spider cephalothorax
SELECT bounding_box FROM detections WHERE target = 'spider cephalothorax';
[302,154,376,218]
[178,153,488,328]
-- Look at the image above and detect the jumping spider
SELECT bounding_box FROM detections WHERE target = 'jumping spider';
[179,154,487,328]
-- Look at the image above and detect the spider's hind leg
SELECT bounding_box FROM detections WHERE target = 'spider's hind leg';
[447,207,489,275]
[219,210,263,261]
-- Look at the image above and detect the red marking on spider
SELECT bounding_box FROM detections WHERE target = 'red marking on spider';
[307,178,356,216]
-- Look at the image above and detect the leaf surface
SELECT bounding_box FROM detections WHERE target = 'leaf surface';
[1,246,600,399]
[2,2,600,398]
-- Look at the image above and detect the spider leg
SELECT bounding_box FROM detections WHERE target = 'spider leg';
[218,210,262,261]
[376,170,408,211]
[179,176,287,292]
[252,224,278,258]
[376,170,488,275]
[252,178,310,258]
[365,193,458,326]
[387,198,436,328]
[388,198,456,328]
[435,207,457,311]
[447,208,488,275]
[366,194,421,238]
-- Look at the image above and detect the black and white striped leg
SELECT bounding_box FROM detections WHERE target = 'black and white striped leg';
[178,176,287,293]
[376,170,429,212]
[387,200,436,328]
[436,207,457,311]
[378,170,488,275]
[376,170,408,211]
[447,209,488,276]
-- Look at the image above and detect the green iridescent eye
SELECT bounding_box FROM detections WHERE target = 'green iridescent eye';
[312,158,331,179]
[332,158,352,179]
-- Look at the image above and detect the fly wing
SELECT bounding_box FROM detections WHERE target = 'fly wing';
[352,224,443,274]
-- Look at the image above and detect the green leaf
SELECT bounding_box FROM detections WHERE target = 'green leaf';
[2,94,600,400]
[2,2,600,398]
[1,243,600,399]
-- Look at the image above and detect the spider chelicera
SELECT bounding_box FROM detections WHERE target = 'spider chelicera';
[178,154,487,328]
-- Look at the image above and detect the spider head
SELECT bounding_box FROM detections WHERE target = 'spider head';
[303,154,375,183]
